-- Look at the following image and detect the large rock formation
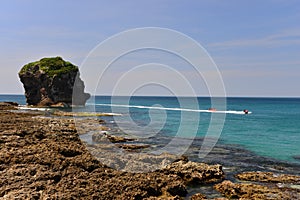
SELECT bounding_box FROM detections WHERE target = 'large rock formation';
[18,57,90,106]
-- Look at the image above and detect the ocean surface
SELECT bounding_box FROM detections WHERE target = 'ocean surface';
[1,95,300,169]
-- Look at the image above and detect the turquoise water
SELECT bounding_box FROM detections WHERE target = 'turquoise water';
[1,95,300,165]
[88,96,300,164]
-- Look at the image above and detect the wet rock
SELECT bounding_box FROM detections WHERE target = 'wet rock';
[236,171,300,183]
[146,196,181,200]
[91,131,136,144]
[190,193,207,199]
[190,193,227,200]
[293,155,300,160]
[75,118,108,135]
[18,57,90,106]
[0,102,18,110]
[213,198,228,200]
[214,180,300,199]
[2,102,18,106]
[88,143,181,173]
[92,131,107,142]
[104,132,136,143]
[117,143,151,151]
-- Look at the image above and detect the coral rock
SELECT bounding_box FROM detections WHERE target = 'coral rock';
[162,160,224,184]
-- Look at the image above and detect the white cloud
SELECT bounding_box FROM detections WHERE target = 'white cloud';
[209,29,300,48]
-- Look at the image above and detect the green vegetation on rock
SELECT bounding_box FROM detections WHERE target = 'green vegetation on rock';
[19,57,78,77]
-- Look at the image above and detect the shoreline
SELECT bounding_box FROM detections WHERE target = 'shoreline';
[1,102,300,199]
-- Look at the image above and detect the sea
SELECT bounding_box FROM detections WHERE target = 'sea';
[1,95,300,177]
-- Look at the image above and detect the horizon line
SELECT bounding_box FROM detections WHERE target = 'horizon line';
[1,93,300,98]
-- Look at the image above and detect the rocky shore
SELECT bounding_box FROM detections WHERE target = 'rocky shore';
[1,102,300,199]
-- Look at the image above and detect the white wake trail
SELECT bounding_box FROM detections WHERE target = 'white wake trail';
[93,103,251,114]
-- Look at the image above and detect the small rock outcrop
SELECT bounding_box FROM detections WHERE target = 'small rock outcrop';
[18,57,90,106]
[214,180,300,199]
[162,159,224,184]
[236,171,300,183]
[0,102,18,110]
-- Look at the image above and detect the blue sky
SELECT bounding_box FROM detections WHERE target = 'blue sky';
[0,0,300,96]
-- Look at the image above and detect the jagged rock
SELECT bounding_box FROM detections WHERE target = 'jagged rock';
[190,193,207,199]
[236,171,300,183]
[146,196,181,200]
[91,131,136,144]
[293,155,300,160]
[161,160,224,184]
[2,102,18,106]
[18,57,90,106]
[0,102,18,110]
[214,180,300,199]
[103,132,136,143]
[165,181,187,196]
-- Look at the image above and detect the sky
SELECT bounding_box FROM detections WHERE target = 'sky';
[0,0,300,97]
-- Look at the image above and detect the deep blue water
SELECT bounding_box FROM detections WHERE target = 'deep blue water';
[1,95,300,165]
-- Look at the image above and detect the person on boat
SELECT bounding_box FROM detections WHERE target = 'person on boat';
[208,108,217,111]
[243,109,249,114]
